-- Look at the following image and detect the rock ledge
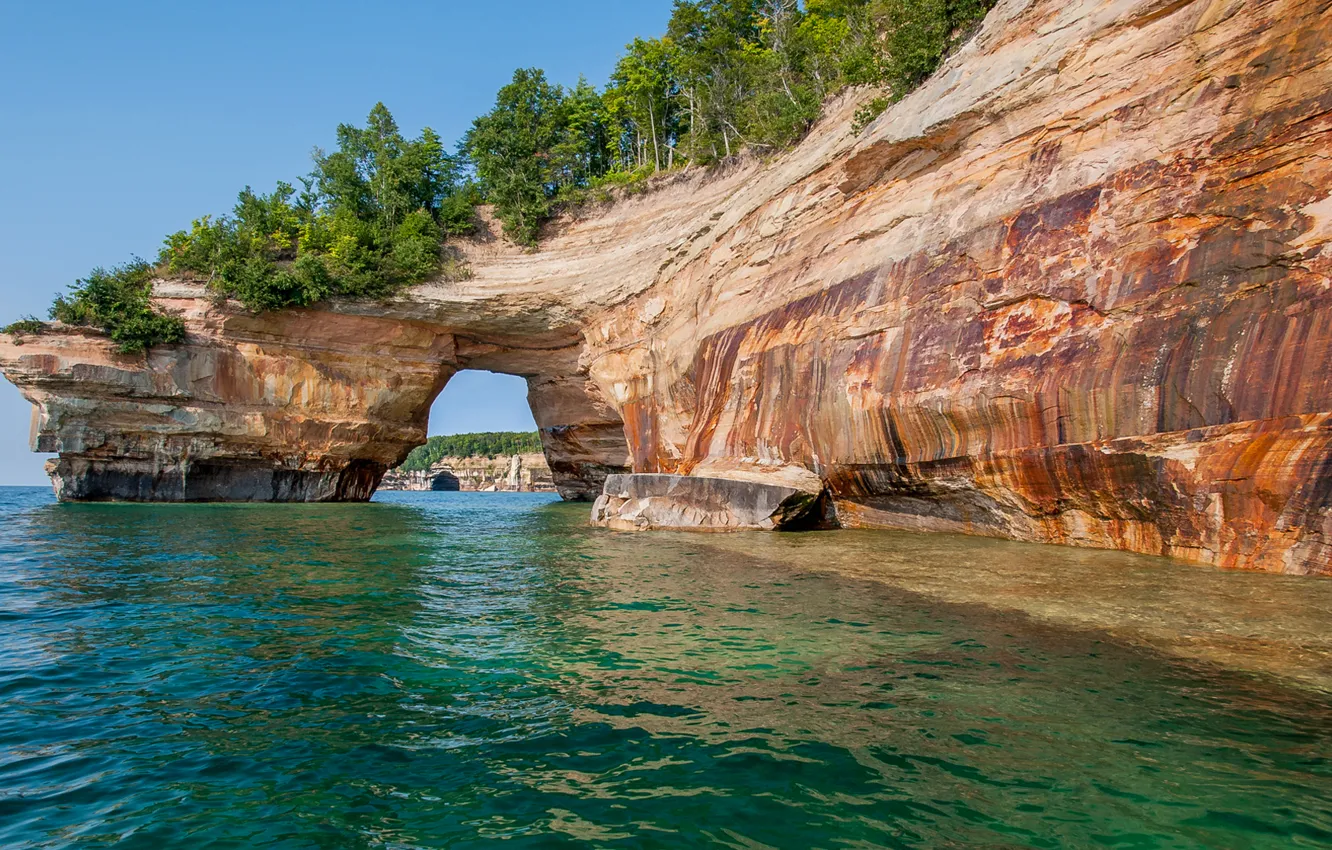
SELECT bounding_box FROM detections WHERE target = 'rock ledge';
[592,473,825,531]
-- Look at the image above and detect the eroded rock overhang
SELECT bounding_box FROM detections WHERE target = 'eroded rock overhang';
[3,0,1331,575]
[0,301,631,503]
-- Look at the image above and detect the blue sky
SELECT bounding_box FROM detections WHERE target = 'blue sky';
[0,0,673,485]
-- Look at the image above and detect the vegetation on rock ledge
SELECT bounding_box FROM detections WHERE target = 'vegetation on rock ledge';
[6,261,188,354]
[7,0,994,348]
[1,317,49,339]
[162,103,477,313]
[469,0,997,244]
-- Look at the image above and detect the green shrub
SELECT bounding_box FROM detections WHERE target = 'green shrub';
[389,210,444,282]
[853,97,891,132]
[3,316,48,336]
[437,251,474,283]
[438,184,482,237]
[559,165,657,209]
[49,260,185,354]
[877,0,993,98]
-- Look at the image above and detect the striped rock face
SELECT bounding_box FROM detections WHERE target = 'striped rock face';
[4,0,1331,573]
[585,0,1332,574]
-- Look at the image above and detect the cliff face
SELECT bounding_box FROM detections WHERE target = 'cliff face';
[3,0,1331,574]
[379,468,462,492]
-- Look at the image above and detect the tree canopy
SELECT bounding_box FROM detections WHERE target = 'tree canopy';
[161,103,475,313]
[465,70,575,246]
[467,0,996,244]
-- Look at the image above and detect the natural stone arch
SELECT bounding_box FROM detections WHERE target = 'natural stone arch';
[6,295,628,502]
[429,338,630,501]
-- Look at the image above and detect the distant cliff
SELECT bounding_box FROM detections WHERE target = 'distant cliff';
[381,453,555,492]
[379,468,462,492]
[399,432,544,472]
[3,0,1330,574]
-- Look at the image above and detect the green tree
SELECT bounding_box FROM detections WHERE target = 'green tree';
[668,0,762,162]
[311,103,460,233]
[605,38,680,171]
[160,103,474,311]
[555,77,614,185]
[465,69,570,246]
[48,260,185,354]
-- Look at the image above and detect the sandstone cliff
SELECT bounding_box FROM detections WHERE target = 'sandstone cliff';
[3,0,1331,574]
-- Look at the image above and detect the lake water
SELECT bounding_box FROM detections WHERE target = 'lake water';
[0,486,1329,848]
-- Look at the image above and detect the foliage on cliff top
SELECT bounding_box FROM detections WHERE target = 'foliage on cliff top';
[468,0,997,243]
[2,261,186,354]
[400,432,544,471]
[162,104,477,313]
[1,317,48,338]
[11,0,995,342]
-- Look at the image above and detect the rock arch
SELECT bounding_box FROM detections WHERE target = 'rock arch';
[5,297,628,503]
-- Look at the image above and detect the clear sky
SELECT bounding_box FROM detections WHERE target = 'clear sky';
[0,0,673,485]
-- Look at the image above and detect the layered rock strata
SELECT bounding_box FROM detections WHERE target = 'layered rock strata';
[0,297,630,502]
[3,0,1331,573]
[587,0,1332,576]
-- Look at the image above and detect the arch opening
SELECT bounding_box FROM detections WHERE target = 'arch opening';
[385,371,550,494]
[427,371,537,438]
[389,354,632,503]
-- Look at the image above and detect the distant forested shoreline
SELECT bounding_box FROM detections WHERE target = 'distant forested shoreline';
[399,432,544,471]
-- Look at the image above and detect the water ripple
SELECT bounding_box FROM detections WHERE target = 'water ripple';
[0,487,1328,848]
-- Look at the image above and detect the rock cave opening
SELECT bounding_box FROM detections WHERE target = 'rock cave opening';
[390,370,548,494]
[402,350,633,504]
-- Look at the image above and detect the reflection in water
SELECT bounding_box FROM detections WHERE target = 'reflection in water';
[0,487,1328,848]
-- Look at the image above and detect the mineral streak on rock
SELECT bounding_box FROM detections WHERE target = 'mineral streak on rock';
[3,0,1332,573]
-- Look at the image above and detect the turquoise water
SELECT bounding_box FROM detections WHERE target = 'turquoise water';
[0,486,1329,848]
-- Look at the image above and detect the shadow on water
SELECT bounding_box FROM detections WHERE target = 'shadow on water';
[0,488,1329,848]
[675,527,1332,695]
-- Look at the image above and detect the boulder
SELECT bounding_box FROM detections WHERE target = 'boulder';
[592,473,826,531]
